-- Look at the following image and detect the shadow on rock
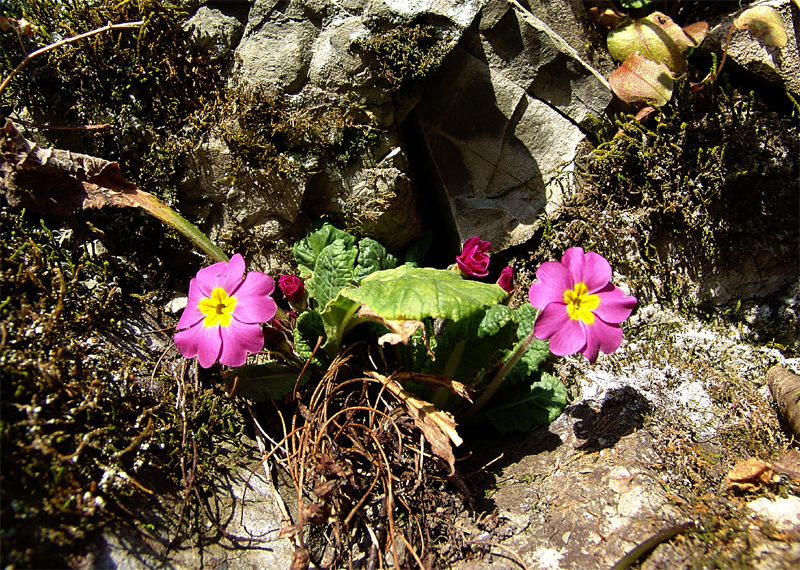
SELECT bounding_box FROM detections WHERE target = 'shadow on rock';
[569,386,651,452]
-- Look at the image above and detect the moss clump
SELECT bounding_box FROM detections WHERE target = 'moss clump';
[0,207,248,568]
[357,22,453,92]
[532,77,798,315]
[1,0,227,200]
[217,87,380,178]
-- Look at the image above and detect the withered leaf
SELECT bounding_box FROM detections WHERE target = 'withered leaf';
[366,371,462,475]
[390,371,475,403]
[724,457,779,491]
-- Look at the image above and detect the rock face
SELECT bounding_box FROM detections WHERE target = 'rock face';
[408,0,614,251]
[179,0,612,256]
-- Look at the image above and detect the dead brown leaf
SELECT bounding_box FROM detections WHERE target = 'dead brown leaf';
[723,457,780,491]
[366,371,462,475]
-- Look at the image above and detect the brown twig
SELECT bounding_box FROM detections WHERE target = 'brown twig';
[0,20,144,96]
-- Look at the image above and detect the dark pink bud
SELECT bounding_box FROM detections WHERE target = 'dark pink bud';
[498,266,514,293]
[278,274,305,302]
[456,236,491,277]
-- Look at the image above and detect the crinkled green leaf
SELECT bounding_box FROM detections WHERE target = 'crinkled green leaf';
[478,304,516,338]
[425,306,517,387]
[354,237,398,283]
[341,266,508,322]
[224,363,311,402]
[514,303,538,341]
[734,6,787,48]
[309,239,357,309]
[319,294,362,356]
[480,371,567,434]
[293,222,356,278]
[609,52,674,107]
[607,12,699,72]
[294,310,327,367]
[619,0,654,8]
[403,231,432,268]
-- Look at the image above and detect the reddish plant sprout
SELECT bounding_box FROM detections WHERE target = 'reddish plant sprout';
[174,254,277,368]
[456,236,491,277]
[528,247,637,363]
[498,265,514,293]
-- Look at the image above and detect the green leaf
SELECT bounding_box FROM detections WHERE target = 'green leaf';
[319,294,362,356]
[292,222,356,278]
[619,0,654,8]
[425,306,517,387]
[224,363,311,402]
[354,237,398,282]
[294,310,327,367]
[342,265,508,321]
[403,231,432,268]
[480,371,567,434]
[734,6,787,48]
[607,12,699,72]
[309,239,358,309]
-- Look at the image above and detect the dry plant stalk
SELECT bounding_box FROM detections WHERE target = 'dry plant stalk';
[250,354,456,569]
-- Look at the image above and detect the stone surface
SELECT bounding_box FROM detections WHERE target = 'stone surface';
[704,0,799,97]
[411,0,612,252]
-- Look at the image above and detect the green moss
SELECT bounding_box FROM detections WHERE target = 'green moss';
[1,0,227,201]
[0,208,248,567]
[532,76,798,315]
[357,22,452,92]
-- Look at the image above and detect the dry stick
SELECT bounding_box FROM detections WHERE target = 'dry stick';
[608,522,695,570]
[469,540,530,570]
[0,20,144,96]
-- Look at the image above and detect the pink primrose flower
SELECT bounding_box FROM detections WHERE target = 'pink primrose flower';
[498,265,514,293]
[528,247,637,363]
[278,274,305,303]
[174,253,277,368]
[457,236,491,277]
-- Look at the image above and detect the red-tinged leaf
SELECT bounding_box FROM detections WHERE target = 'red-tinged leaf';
[609,52,674,107]
[607,11,699,72]
[682,21,708,46]
[734,6,787,48]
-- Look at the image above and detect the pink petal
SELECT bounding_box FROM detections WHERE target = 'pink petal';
[580,251,613,293]
[232,272,277,323]
[582,318,624,363]
[196,254,246,296]
[219,320,265,367]
[594,284,638,324]
[528,261,572,309]
[561,248,612,292]
[176,278,205,330]
[534,303,587,356]
[174,324,222,368]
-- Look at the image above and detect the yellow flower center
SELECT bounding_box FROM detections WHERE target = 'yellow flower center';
[198,287,237,327]
[564,282,600,324]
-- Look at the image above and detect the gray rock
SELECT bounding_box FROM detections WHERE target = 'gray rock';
[183,5,245,59]
[412,0,612,251]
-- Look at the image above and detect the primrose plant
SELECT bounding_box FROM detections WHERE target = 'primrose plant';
[173,223,637,433]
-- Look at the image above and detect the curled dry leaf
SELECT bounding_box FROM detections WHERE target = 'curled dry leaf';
[609,51,674,107]
[767,365,800,437]
[772,450,800,483]
[366,371,462,475]
[734,6,788,48]
[0,118,226,261]
[723,457,779,492]
[390,371,475,403]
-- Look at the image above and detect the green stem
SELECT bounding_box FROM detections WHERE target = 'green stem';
[460,326,539,422]
[134,191,228,263]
